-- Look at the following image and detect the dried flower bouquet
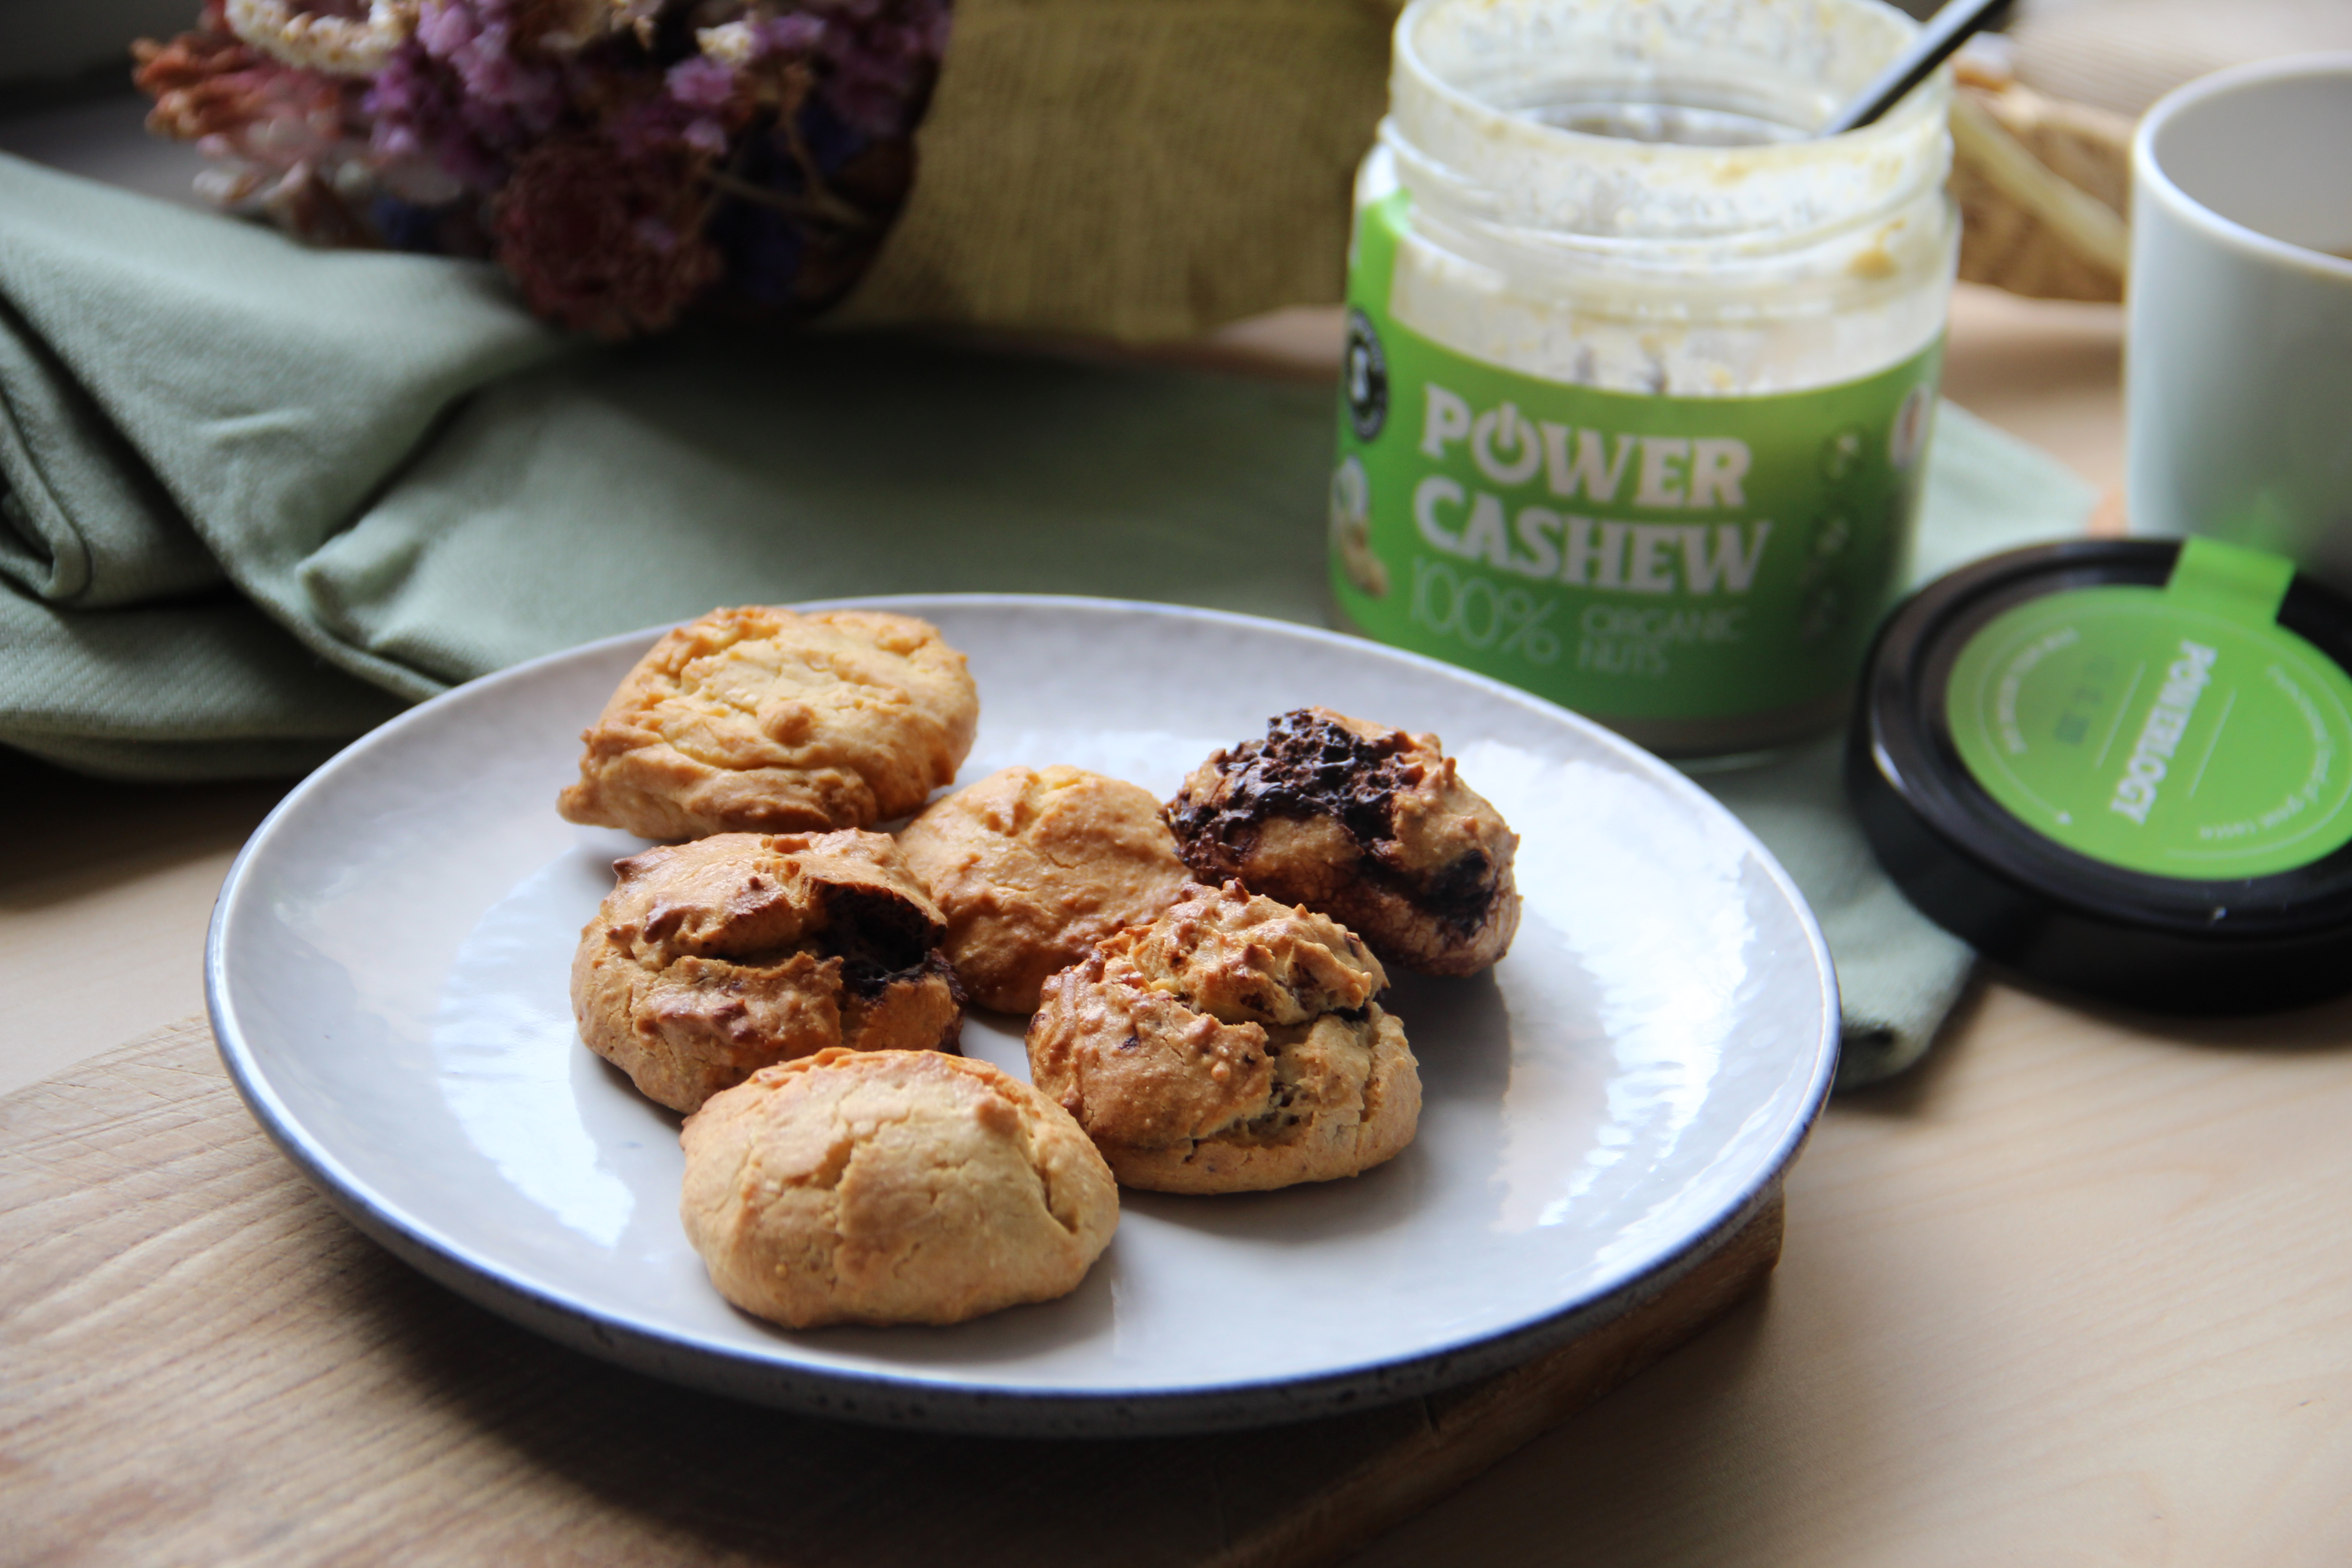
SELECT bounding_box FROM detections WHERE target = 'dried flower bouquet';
[135,0,951,337]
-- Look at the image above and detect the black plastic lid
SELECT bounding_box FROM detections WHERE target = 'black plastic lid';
[1848,537,2352,1013]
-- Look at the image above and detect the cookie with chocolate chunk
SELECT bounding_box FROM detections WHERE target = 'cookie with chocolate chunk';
[1164,708,1520,976]
[681,1048,1118,1328]
[558,606,978,841]
[1027,881,1419,1193]
[573,830,962,1113]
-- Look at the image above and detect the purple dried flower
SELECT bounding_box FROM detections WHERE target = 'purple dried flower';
[817,14,937,136]
[755,13,827,54]
[417,0,561,123]
[668,54,729,111]
[414,1,475,58]
[666,53,740,154]
[667,55,735,110]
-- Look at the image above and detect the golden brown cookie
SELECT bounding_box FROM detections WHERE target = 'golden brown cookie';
[895,765,1191,1014]
[1164,708,1520,976]
[558,606,979,841]
[1026,882,1420,1194]
[680,1048,1119,1328]
[573,830,962,1113]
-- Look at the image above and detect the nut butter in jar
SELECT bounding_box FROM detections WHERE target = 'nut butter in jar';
[1329,0,1958,757]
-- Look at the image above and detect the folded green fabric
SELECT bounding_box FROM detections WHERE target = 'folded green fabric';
[0,155,2096,1082]
[1703,408,2098,1088]
[0,151,562,775]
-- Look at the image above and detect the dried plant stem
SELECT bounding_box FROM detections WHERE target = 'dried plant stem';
[702,167,873,229]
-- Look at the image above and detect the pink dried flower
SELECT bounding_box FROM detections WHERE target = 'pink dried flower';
[134,17,375,233]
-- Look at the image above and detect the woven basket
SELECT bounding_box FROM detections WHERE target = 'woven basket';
[1949,74,2134,304]
[1947,0,2352,305]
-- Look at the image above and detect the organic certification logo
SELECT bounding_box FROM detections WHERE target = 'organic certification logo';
[1344,308,1388,441]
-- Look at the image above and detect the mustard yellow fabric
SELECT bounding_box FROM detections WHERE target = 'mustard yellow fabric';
[838,0,1399,343]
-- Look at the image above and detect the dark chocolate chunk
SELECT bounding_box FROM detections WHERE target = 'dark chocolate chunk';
[822,883,948,996]
[1167,709,1420,852]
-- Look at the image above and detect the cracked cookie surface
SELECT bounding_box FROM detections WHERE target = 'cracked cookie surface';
[573,830,963,1113]
[1164,707,1520,976]
[895,764,1191,1014]
[680,1048,1119,1328]
[1026,881,1420,1194]
[558,606,979,840]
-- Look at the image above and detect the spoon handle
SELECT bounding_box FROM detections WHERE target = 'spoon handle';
[1820,0,2010,136]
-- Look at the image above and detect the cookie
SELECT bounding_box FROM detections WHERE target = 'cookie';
[895,765,1191,1013]
[680,1048,1119,1328]
[558,606,979,841]
[1164,708,1520,976]
[573,830,962,1113]
[1026,881,1420,1194]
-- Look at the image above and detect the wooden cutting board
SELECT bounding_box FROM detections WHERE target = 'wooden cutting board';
[0,1018,1783,1567]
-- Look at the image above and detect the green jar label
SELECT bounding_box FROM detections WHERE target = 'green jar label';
[1331,190,1943,723]
[1946,538,2352,879]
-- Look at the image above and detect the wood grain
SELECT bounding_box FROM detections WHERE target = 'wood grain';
[0,753,289,1098]
[0,1019,1780,1568]
[1347,981,2352,1568]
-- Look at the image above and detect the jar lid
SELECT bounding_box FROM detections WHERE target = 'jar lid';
[1847,535,2352,1012]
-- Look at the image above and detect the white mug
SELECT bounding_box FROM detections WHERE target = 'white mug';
[2126,55,2352,585]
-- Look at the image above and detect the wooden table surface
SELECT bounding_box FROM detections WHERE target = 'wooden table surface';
[6,281,2351,1566]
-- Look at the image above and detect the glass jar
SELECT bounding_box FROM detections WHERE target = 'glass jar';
[1329,0,1958,757]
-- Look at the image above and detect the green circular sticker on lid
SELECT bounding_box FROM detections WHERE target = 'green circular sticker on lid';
[1946,538,2352,879]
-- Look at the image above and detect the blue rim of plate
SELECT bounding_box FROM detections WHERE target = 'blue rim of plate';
[205,593,1839,1437]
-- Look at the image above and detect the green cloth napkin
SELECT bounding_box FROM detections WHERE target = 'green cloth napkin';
[0,153,2096,1083]
[1705,412,2099,1088]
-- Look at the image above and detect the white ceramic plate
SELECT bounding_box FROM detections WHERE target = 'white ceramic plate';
[207,596,1836,1436]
